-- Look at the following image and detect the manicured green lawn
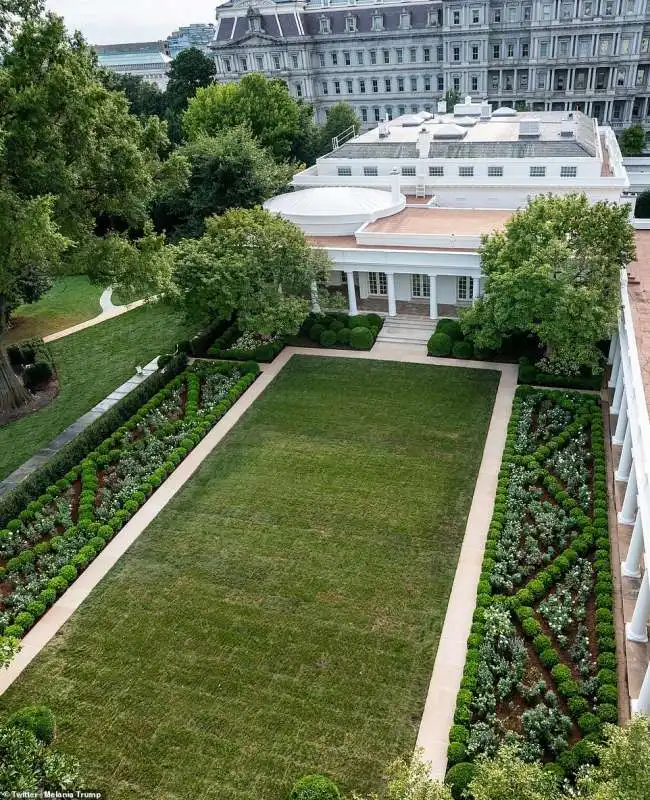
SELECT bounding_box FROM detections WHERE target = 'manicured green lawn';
[0,303,195,479]
[5,276,104,344]
[0,357,500,800]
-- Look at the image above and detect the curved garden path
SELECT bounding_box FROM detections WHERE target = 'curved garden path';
[44,287,146,344]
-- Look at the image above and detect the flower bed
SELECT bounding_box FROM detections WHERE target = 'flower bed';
[0,361,259,657]
[207,325,284,362]
[448,387,614,780]
[296,312,384,351]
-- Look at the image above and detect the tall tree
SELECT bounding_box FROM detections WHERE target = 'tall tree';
[152,127,294,240]
[443,89,462,112]
[97,69,166,119]
[183,73,314,162]
[171,207,331,334]
[319,102,362,155]
[619,124,646,156]
[165,47,216,112]
[461,194,635,372]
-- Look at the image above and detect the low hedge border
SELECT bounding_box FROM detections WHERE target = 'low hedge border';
[207,323,285,362]
[448,387,615,775]
[0,361,260,651]
[518,362,602,391]
[299,311,384,352]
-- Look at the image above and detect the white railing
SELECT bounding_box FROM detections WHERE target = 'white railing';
[331,124,356,152]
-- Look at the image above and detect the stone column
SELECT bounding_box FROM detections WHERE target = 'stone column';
[386,272,397,317]
[310,281,321,314]
[627,571,650,643]
[346,271,357,316]
[623,513,644,578]
[613,391,628,445]
[616,424,633,482]
[612,365,625,415]
[632,662,650,715]
[429,275,438,320]
[619,463,638,525]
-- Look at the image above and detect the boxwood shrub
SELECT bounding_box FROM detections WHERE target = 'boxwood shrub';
[428,332,453,356]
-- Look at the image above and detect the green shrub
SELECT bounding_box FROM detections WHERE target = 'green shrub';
[578,712,601,735]
[365,313,383,329]
[288,774,340,800]
[447,742,467,765]
[349,326,373,350]
[436,319,463,341]
[329,320,345,333]
[521,617,541,637]
[449,725,469,744]
[59,565,77,583]
[598,703,618,723]
[23,361,54,390]
[309,324,325,342]
[320,329,337,347]
[335,328,351,345]
[597,653,616,670]
[7,705,56,743]
[568,696,590,717]
[445,762,477,800]
[540,649,560,669]
[452,340,473,359]
[428,332,453,357]
[533,634,552,653]
[551,664,572,683]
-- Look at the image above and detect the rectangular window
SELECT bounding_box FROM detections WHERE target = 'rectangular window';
[559,39,569,57]
[364,166,378,176]
[494,7,502,21]
[472,8,480,23]
[374,107,381,121]
[459,166,474,176]
[370,50,377,65]
[398,77,405,92]
[343,51,351,65]
[359,79,366,94]
[488,166,503,176]
[542,3,552,19]
[424,76,431,91]
[383,49,390,64]
[411,104,418,113]
[337,167,352,176]
[295,84,302,98]
[240,56,248,71]
[386,106,393,120]
[583,0,593,14]
[507,42,514,58]
[493,44,500,59]
[331,52,338,65]
[491,74,499,89]
[322,81,328,95]
[453,76,460,91]
[522,42,529,57]
[523,6,532,20]
[423,47,431,62]
[334,80,341,94]
[410,47,417,62]
[372,79,378,93]
[457,276,474,301]
[429,165,444,176]
[617,68,626,86]
[385,78,391,92]
[437,75,444,91]
[471,76,479,91]
[560,165,578,177]
[361,108,368,122]
[357,51,364,65]
[605,0,614,14]
[529,166,546,177]
[539,41,549,58]
[437,45,444,62]
[411,76,418,91]
[472,45,479,61]
[368,272,388,295]
[345,16,357,32]
[396,48,403,63]
[291,54,299,68]
[398,105,406,115]
[401,166,416,176]
[507,5,516,20]
[346,79,353,94]
[621,38,631,55]
[453,9,461,24]
[412,274,431,298]
[318,53,325,68]
[256,56,264,70]
[453,46,461,62]
[224,57,231,72]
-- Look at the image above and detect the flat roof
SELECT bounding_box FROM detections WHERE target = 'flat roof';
[627,230,650,413]
[307,235,477,252]
[364,206,513,236]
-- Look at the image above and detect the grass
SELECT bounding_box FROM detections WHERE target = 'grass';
[0,303,195,479]
[5,276,104,344]
[0,356,500,800]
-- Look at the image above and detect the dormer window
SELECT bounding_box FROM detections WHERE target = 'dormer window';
[371,12,384,31]
[427,8,438,25]
[247,7,263,33]
[345,13,357,32]
[399,8,411,28]
[319,15,331,34]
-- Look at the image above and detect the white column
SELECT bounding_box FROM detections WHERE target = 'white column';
[623,513,644,578]
[310,281,321,313]
[609,340,622,388]
[613,391,628,444]
[616,424,633,482]
[346,271,357,316]
[619,463,638,525]
[386,272,397,317]
[632,662,650,715]
[608,332,619,364]
[627,571,650,643]
[429,275,438,320]
[471,274,479,303]
[612,366,625,415]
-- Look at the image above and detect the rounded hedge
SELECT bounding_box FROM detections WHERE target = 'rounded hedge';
[309,324,325,342]
[329,320,345,333]
[320,329,337,347]
[288,774,341,800]
[447,742,467,765]
[452,340,473,359]
[7,705,56,743]
[428,332,453,357]
[598,703,618,723]
[436,319,463,341]
[349,326,374,350]
[336,328,351,345]
[578,712,601,735]
[445,762,477,800]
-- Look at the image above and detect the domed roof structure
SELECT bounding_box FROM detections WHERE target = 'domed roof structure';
[492,106,518,117]
[264,186,405,235]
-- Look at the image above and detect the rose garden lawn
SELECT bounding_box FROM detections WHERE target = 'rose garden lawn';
[0,356,500,800]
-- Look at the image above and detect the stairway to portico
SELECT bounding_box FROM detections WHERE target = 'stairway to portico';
[375,315,436,346]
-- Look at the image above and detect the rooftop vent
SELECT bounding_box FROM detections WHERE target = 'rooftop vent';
[401,114,423,127]
[480,101,491,120]
[378,120,390,138]
[560,124,575,138]
[519,118,541,138]
[431,123,467,140]
[437,100,447,114]
[454,116,478,127]
[492,106,517,118]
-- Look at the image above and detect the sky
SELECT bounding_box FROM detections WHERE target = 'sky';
[45,0,220,44]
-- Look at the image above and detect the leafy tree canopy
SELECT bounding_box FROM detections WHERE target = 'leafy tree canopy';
[460,194,635,372]
[152,126,295,240]
[619,124,646,156]
[183,73,315,162]
[319,102,362,155]
[97,69,166,120]
[165,46,216,112]
[443,89,462,112]
[171,206,331,335]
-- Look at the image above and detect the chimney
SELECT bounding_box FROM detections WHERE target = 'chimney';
[390,168,401,203]
[416,128,430,158]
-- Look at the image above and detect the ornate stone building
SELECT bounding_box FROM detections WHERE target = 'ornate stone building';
[211,0,650,131]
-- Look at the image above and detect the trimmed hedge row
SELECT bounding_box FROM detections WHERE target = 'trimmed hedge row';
[207,324,284,362]
[448,386,614,778]
[300,311,384,351]
[0,353,189,529]
[518,360,602,391]
[0,361,259,651]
